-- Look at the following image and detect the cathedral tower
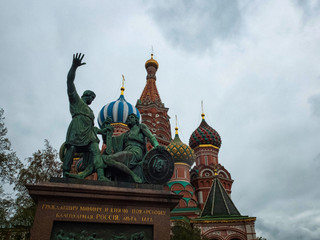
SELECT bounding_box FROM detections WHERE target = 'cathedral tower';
[189,111,234,209]
[165,118,200,218]
[136,54,172,147]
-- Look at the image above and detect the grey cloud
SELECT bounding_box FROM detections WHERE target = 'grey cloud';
[247,149,320,240]
[308,93,320,118]
[294,0,320,20]
[257,212,320,240]
[313,153,320,170]
[146,0,242,52]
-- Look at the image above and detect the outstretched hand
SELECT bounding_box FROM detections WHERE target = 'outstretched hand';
[72,53,86,68]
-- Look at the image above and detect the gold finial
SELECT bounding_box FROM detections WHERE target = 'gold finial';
[151,46,154,58]
[214,167,218,176]
[201,100,205,119]
[145,47,159,70]
[121,74,125,95]
[175,115,178,135]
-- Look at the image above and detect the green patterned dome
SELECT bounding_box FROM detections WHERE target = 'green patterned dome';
[166,129,195,165]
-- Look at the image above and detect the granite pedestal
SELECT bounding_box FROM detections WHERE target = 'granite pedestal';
[27,178,181,240]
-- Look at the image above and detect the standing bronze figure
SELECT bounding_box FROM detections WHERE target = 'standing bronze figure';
[63,53,108,181]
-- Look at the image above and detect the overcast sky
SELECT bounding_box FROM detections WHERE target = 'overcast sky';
[1,0,320,239]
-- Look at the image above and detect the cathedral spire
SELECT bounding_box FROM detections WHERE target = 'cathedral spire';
[139,53,162,104]
[121,74,125,95]
[201,100,205,120]
[145,53,159,77]
[136,53,172,146]
[175,115,178,135]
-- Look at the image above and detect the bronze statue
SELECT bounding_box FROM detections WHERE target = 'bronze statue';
[63,53,108,181]
[95,113,162,183]
[62,54,174,184]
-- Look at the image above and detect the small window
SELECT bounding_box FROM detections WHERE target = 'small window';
[198,191,203,204]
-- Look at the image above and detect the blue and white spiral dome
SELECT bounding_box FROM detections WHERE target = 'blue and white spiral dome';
[97,94,141,128]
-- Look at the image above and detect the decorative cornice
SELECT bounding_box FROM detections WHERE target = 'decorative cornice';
[111,122,128,127]
[175,162,191,167]
[190,217,256,224]
[194,144,220,150]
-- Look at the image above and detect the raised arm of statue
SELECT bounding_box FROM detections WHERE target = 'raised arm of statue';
[140,123,159,148]
[67,53,86,95]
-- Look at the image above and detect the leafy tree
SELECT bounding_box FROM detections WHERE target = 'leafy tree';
[257,237,267,240]
[0,109,22,184]
[12,139,62,227]
[0,109,62,228]
[171,221,208,240]
[0,108,23,226]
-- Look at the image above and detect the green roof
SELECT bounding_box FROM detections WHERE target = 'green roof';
[166,133,195,165]
[171,207,201,213]
[201,177,241,217]
[167,180,192,189]
[170,216,191,223]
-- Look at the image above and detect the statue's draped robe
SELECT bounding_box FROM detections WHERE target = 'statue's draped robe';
[66,90,99,146]
[106,125,147,169]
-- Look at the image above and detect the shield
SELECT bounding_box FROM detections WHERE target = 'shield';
[142,147,174,184]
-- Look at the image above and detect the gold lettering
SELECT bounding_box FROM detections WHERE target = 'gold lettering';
[56,212,93,220]
[123,216,136,222]
[142,217,153,222]
[79,206,102,212]
[131,208,166,215]
[110,208,128,214]
[43,204,79,211]
[95,214,120,221]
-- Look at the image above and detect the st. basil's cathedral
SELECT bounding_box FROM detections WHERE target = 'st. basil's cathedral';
[95,54,257,240]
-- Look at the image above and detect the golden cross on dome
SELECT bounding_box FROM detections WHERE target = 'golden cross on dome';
[151,46,154,59]
[175,115,178,135]
[121,74,125,95]
[201,100,205,119]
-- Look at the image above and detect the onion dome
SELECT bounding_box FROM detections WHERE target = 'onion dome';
[145,53,159,70]
[97,77,141,128]
[189,113,222,149]
[166,125,195,166]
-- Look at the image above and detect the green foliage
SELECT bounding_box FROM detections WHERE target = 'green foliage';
[0,108,23,185]
[0,108,23,226]
[12,140,62,227]
[0,109,62,227]
[0,192,14,227]
[257,237,267,240]
[15,139,62,191]
[171,221,208,240]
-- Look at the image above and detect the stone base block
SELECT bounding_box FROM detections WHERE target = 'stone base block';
[27,178,181,240]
